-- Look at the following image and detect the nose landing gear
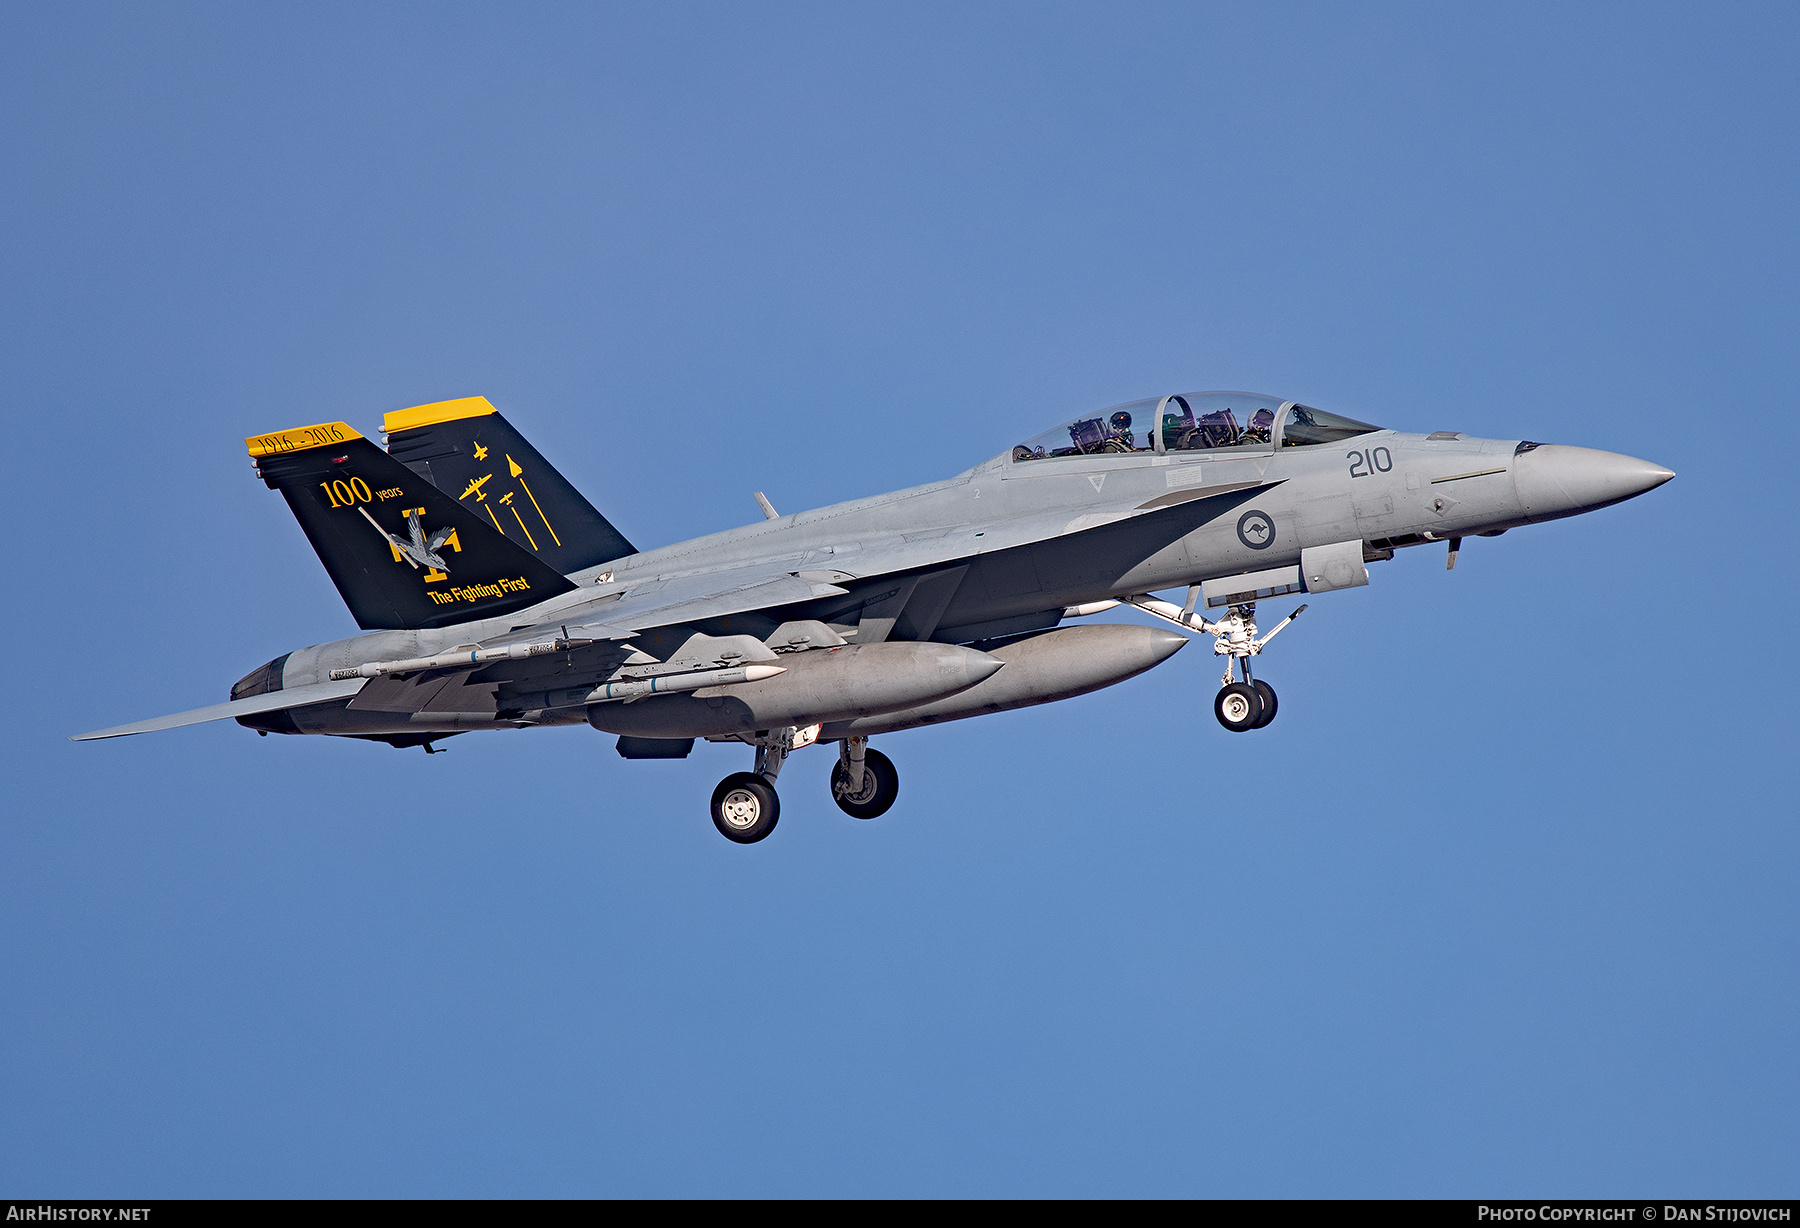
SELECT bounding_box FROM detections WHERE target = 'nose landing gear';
[1208,604,1295,732]
[1125,592,1304,733]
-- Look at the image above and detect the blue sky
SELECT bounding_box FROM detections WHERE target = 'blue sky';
[2,1,1795,1197]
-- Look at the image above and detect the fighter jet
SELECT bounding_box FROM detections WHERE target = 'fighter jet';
[73,392,1673,843]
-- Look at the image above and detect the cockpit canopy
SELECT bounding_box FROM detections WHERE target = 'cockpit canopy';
[1011,392,1379,463]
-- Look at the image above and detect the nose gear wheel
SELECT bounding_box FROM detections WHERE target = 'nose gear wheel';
[1215,682,1263,732]
[1249,679,1278,728]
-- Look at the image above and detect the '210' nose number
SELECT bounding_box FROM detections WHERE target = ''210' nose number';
[1348,447,1392,478]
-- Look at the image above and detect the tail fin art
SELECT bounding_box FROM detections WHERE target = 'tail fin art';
[247,421,576,630]
[383,397,636,576]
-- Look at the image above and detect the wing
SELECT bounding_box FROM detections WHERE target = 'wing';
[70,678,367,741]
[563,567,851,636]
[499,479,1283,646]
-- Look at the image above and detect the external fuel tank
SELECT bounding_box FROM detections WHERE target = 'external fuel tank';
[819,623,1186,739]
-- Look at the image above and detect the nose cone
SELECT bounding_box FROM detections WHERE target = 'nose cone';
[1513,445,1674,523]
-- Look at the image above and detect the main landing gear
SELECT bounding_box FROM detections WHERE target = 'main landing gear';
[707,729,901,843]
[830,736,899,819]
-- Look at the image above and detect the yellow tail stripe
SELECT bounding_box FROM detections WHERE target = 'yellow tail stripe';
[382,397,498,435]
[517,477,562,546]
[509,504,540,551]
[246,422,363,458]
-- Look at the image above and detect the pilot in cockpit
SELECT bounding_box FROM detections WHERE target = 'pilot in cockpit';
[1241,408,1275,445]
[1107,411,1136,452]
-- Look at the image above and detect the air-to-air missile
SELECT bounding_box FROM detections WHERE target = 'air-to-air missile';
[587,641,1005,739]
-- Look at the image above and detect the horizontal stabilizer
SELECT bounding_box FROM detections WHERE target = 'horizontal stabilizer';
[70,678,367,741]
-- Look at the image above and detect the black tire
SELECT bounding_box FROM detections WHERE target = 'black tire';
[1250,680,1278,728]
[711,772,780,843]
[830,747,899,820]
[1214,682,1263,733]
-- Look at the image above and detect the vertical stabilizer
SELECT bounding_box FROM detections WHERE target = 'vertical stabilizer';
[383,397,636,575]
[247,421,575,630]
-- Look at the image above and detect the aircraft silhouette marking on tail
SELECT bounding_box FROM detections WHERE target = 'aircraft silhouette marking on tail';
[383,397,635,574]
[440,448,559,555]
[447,450,556,554]
[498,489,539,549]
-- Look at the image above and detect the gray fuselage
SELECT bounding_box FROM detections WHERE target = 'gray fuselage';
[252,422,1670,740]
